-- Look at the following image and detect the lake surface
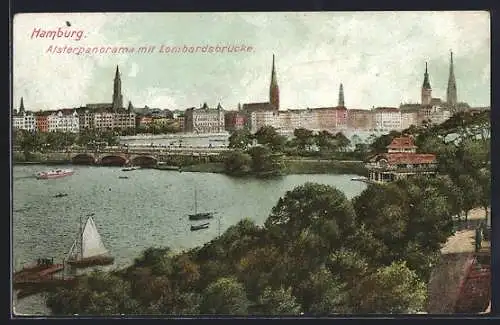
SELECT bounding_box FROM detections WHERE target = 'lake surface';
[12,165,367,315]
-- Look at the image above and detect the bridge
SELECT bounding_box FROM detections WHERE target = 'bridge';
[55,146,230,166]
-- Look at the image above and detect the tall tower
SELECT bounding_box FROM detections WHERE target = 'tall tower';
[19,97,25,113]
[338,83,345,107]
[421,62,432,105]
[446,51,457,107]
[269,54,280,110]
[112,65,123,111]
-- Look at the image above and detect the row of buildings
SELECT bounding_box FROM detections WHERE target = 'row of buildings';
[13,52,488,135]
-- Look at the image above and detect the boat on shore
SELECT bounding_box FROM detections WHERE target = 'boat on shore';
[14,276,78,298]
[191,223,210,231]
[66,214,115,269]
[36,168,74,179]
[14,258,63,280]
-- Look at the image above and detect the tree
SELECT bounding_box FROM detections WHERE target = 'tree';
[477,168,491,219]
[334,132,351,152]
[247,145,284,176]
[296,266,350,314]
[265,183,357,249]
[224,150,252,176]
[456,174,482,221]
[228,129,252,150]
[255,286,301,315]
[369,131,401,153]
[254,126,286,152]
[350,261,427,314]
[199,277,251,315]
[293,128,315,150]
[315,130,336,153]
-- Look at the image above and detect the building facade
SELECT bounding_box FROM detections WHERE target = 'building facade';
[184,103,225,134]
[347,109,374,130]
[365,136,437,183]
[47,110,80,133]
[224,111,247,132]
[374,107,401,132]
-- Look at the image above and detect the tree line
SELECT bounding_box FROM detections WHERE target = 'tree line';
[44,111,490,315]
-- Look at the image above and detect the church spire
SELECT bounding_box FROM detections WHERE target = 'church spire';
[19,97,25,113]
[269,54,280,110]
[112,65,123,111]
[446,50,457,107]
[421,61,432,105]
[338,83,345,107]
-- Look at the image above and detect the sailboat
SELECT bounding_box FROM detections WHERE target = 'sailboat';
[188,186,214,221]
[65,214,114,269]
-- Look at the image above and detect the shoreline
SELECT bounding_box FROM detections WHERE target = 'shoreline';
[13,159,368,176]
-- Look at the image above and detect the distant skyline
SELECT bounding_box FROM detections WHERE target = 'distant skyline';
[13,11,490,111]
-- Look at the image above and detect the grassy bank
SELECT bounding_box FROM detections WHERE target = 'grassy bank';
[283,159,367,176]
[176,160,367,176]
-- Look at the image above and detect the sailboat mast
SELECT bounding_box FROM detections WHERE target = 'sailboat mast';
[80,215,83,259]
[194,186,197,214]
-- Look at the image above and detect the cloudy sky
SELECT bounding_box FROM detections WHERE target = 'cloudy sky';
[13,11,490,111]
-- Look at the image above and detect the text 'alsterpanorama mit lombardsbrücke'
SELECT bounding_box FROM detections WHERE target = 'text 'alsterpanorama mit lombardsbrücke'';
[45,44,255,55]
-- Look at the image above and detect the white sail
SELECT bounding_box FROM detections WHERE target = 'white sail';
[81,217,108,258]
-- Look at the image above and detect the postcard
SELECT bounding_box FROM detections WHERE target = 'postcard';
[12,11,491,316]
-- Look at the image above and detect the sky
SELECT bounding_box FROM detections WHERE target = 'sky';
[13,11,490,111]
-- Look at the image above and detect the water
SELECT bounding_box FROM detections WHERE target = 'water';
[12,165,367,315]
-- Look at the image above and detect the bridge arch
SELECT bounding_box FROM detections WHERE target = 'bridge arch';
[71,153,96,165]
[130,155,158,167]
[100,155,128,166]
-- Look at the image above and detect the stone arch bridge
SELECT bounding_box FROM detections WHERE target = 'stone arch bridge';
[69,148,225,166]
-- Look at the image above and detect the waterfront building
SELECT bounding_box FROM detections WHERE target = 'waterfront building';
[93,111,115,130]
[76,108,94,131]
[347,109,374,131]
[151,117,172,127]
[35,114,49,132]
[47,109,79,133]
[401,109,419,130]
[136,116,153,128]
[373,107,401,132]
[335,106,348,130]
[113,111,136,130]
[184,102,225,134]
[419,105,452,125]
[249,109,280,133]
[12,97,36,132]
[365,136,437,183]
[224,110,247,132]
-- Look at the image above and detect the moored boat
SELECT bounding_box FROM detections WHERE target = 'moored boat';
[191,223,210,231]
[36,169,74,179]
[189,212,214,220]
[54,193,68,198]
[188,186,214,220]
[122,166,140,171]
[66,214,115,269]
